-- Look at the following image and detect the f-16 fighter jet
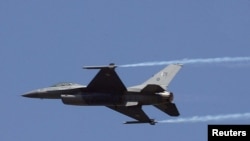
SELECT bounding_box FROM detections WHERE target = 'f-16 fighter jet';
[23,63,182,125]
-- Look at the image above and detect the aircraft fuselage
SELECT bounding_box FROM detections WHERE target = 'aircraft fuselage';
[23,86,172,106]
[23,64,181,125]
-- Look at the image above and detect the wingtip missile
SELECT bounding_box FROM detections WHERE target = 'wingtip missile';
[124,119,157,125]
[83,63,117,69]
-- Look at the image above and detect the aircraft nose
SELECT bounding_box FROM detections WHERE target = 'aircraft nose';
[22,91,40,98]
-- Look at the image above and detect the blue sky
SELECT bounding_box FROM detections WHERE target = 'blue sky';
[1,0,250,140]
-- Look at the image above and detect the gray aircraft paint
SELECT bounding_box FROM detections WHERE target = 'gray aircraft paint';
[23,64,182,125]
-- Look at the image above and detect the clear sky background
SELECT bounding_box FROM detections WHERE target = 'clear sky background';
[1,0,250,140]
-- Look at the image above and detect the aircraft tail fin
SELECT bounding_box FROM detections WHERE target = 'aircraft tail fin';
[142,64,182,90]
[127,64,182,92]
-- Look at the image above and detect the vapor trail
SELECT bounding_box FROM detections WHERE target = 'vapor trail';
[120,57,250,67]
[158,113,250,123]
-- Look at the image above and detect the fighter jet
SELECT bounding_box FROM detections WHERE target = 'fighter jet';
[22,63,182,125]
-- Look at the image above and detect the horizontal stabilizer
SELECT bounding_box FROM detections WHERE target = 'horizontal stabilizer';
[141,84,165,93]
[154,103,180,116]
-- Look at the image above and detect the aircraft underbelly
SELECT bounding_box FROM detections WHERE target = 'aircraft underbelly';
[61,92,163,106]
[61,93,123,106]
[83,94,122,105]
[123,94,160,105]
[83,94,161,106]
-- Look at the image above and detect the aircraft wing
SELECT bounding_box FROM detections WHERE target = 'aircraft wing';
[107,105,154,124]
[85,65,127,93]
